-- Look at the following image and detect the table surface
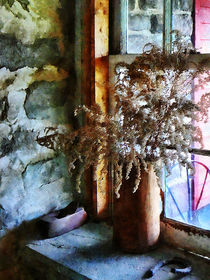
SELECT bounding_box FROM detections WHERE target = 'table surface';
[26,222,210,280]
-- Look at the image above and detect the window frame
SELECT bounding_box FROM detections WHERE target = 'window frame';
[109,0,210,257]
[83,0,210,257]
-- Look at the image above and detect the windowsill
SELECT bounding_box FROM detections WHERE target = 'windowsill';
[24,222,210,280]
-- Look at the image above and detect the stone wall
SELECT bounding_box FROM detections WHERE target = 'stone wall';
[127,0,193,53]
[0,1,80,231]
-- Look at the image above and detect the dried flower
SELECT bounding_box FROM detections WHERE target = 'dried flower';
[37,40,210,197]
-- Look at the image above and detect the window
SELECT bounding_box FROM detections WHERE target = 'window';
[109,0,210,256]
[127,0,164,53]
[163,0,210,231]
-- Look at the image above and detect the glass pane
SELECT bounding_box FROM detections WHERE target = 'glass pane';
[164,155,210,230]
[127,0,163,53]
[171,0,194,46]
[194,76,210,150]
[127,1,210,54]
[164,164,190,223]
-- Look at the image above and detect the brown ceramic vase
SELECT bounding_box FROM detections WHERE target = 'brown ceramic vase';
[113,164,161,253]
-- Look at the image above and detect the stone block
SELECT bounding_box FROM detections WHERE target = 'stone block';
[7,90,27,122]
[0,35,60,71]
[25,81,68,124]
[0,97,9,121]
[128,0,136,11]
[128,15,150,31]
[0,205,6,230]
[10,127,36,156]
[23,156,70,191]
[0,156,10,176]
[150,14,163,34]
[0,153,72,228]
[172,14,193,37]
[0,124,51,165]
[127,33,162,54]
[14,141,55,169]
[0,67,36,98]
[18,178,72,223]
[128,0,163,12]
[139,0,163,10]
[173,0,193,12]
[0,137,15,158]
[0,124,11,143]
[0,172,25,228]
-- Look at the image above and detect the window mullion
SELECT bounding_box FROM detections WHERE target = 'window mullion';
[120,0,128,54]
[109,0,128,54]
[163,0,172,53]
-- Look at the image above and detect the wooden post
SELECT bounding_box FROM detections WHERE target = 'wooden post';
[82,0,110,219]
[82,0,96,215]
[94,0,110,219]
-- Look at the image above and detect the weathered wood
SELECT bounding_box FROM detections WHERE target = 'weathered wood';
[81,0,110,219]
[161,218,210,257]
[82,0,96,216]
[94,0,110,219]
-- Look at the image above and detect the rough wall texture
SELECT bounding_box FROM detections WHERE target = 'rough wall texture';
[0,1,79,231]
[128,0,193,53]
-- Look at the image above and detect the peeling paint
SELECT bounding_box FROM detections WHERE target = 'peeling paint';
[161,220,210,257]
[162,218,210,238]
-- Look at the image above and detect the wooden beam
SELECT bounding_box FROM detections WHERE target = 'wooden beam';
[94,0,110,219]
[82,0,96,215]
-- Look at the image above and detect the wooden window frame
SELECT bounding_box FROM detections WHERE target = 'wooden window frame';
[83,0,210,256]
[161,0,210,251]
[82,0,111,220]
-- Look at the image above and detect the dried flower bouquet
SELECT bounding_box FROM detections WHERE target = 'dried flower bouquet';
[37,41,210,198]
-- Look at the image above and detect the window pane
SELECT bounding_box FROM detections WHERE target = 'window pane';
[194,76,210,150]
[172,0,193,46]
[164,155,210,230]
[127,0,163,53]
[164,164,190,223]
[192,155,210,211]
